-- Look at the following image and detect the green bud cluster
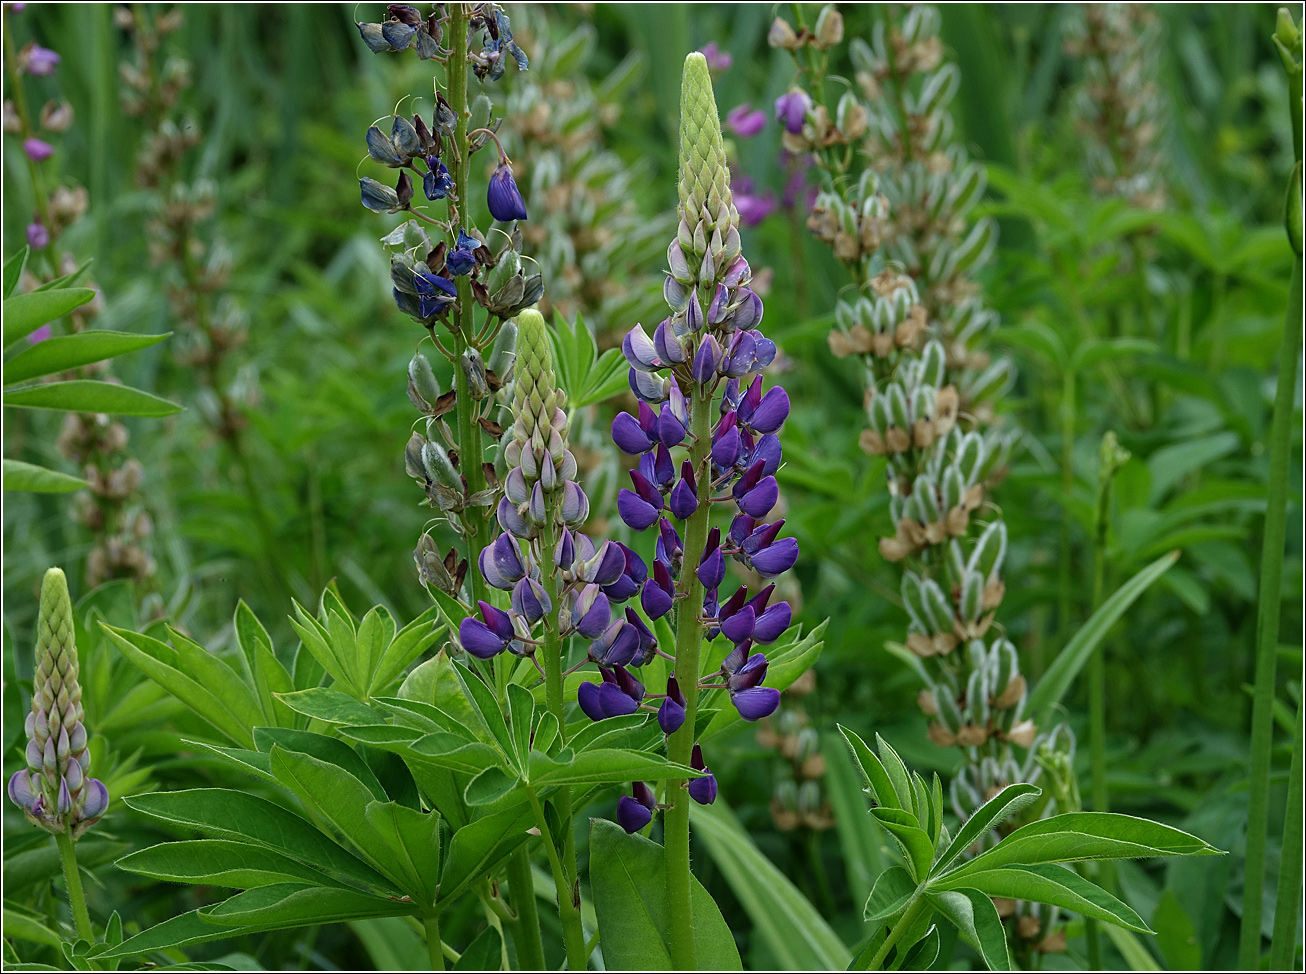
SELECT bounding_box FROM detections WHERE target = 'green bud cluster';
[675,52,741,290]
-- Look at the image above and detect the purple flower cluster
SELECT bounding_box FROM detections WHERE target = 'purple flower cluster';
[608,240,795,727]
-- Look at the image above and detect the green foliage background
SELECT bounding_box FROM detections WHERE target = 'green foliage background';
[3,3,1301,970]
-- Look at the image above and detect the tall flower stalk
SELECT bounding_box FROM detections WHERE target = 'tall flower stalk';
[1241,8,1303,969]
[8,568,110,943]
[773,4,1076,959]
[605,52,793,969]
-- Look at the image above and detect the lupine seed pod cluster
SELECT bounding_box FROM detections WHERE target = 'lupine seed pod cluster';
[601,53,796,830]
[8,569,109,839]
[1063,2,1167,211]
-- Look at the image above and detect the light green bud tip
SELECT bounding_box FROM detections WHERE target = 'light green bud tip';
[678,52,737,243]
[511,309,568,455]
[35,567,80,723]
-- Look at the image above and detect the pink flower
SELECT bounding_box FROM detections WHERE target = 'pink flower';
[699,42,732,73]
[27,324,52,345]
[727,103,767,139]
[26,222,49,249]
[23,137,53,161]
[24,44,60,77]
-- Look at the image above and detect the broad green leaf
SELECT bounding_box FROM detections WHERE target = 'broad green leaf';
[507,683,534,771]
[439,804,534,906]
[901,925,941,970]
[692,800,851,970]
[935,863,1149,932]
[200,883,409,928]
[164,626,265,732]
[371,606,442,694]
[452,661,515,759]
[275,687,381,725]
[864,865,917,923]
[2,907,61,946]
[589,819,742,970]
[1153,888,1201,970]
[932,783,1040,877]
[364,801,440,907]
[949,812,1221,880]
[256,728,388,801]
[2,458,88,493]
[464,766,518,806]
[99,911,245,959]
[567,712,654,752]
[1147,432,1239,504]
[102,625,256,747]
[267,745,402,879]
[289,602,355,694]
[453,926,503,971]
[355,607,391,693]
[3,330,169,384]
[871,806,936,881]
[2,287,94,346]
[839,724,902,811]
[927,888,1010,971]
[124,789,394,891]
[1071,337,1157,371]
[3,246,28,299]
[1028,551,1179,724]
[117,839,350,889]
[1103,925,1164,971]
[527,748,699,787]
[4,379,182,417]
[875,735,917,819]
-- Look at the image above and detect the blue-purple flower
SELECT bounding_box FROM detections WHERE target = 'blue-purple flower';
[617,781,658,833]
[488,160,528,222]
[447,228,479,276]
[774,90,812,135]
[688,744,718,805]
[727,103,767,139]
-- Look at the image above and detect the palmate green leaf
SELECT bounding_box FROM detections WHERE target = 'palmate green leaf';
[275,687,381,725]
[453,926,502,972]
[4,379,182,417]
[123,789,395,892]
[1028,550,1179,725]
[452,661,515,761]
[935,863,1149,932]
[439,804,534,907]
[3,330,170,384]
[839,724,903,811]
[464,766,518,806]
[370,605,442,694]
[117,839,352,890]
[2,287,95,346]
[2,906,61,947]
[507,682,534,770]
[289,602,356,695]
[927,888,1010,971]
[871,806,935,882]
[590,819,742,971]
[901,924,940,970]
[692,800,851,970]
[526,748,699,787]
[947,812,1221,881]
[363,801,440,907]
[875,735,917,820]
[932,783,1040,877]
[2,458,88,493]
[254,727,388,801]
[405,733,505,776]
[864,865,916,924]
[101,625,257,748]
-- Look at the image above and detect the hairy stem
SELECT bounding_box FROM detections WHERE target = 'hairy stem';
[664,378,714,971]
[447,2,488,608]
[525,785,588,970]
[423,912,445,971]
[56,832,93,943]
[860,895,927,971]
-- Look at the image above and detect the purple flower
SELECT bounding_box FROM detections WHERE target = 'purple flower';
[424,156,453,200]
[727,103,767,139]
[25,44,60,77]
[459,601,515,659]
[447,228,478,276]
[748,585,792,643]
[624,609,657,666]
[577,666,645,721]
[722,643,780,720]
[736,190,778,228]
[611,402,659,455]
[618,469,663,531]
[655,517,683,573]
[603,544,647,602]
[688,744,718,805]
[27,324,52,345]
[697,528,726,591]
[26,222,49,249]
[774,91,812,135]
[733,463,778,519]
[699,42,733,72]
[639,444,675,493]
[623,326,661,371]
[414,272,457,317]
[23,138,53,162]
[569,584,612,638]
[618,781,658,833]
[487,160,528,222]
[479,533,526,590]
[511,577,551,624]
[641,560,676,620]
[658,676,686,735]
[589,619,640,667]
[669,460,699,521]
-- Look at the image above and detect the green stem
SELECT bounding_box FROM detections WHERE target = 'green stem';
[1056,368,1076,654]
[1270,700,1304,970]
[3,9,56,263]
[447,3,489,608]
[525,785,588,970]
[423,912,445,971]
[55,832,93,943]
[506,846,546,972]
[860,895,927,971]
[1240,253,1304,970]
[664,378,714,971]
